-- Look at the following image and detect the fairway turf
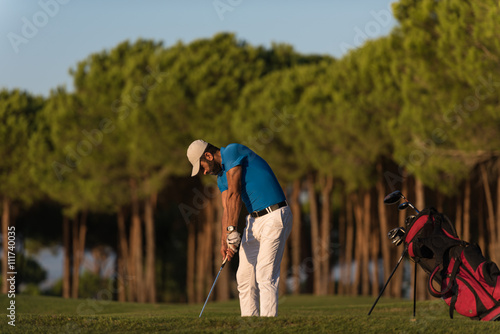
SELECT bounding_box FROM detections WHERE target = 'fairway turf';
[1,294,499,333]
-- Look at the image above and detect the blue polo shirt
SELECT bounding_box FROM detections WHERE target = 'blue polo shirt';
[217,143,286,213]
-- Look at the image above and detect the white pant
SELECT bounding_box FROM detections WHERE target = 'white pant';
[237,206,293,317]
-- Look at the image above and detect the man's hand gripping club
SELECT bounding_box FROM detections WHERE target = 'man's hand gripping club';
[221,231,241,262]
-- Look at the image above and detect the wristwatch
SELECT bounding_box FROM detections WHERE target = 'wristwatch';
[227,226,236,233]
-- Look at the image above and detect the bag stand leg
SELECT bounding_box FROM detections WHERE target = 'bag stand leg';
[413,261,417,318]
[368,249,407,315]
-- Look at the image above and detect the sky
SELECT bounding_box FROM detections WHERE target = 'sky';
[1,0,398,97]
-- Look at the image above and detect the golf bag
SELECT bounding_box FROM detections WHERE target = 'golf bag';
[405,207,500,321]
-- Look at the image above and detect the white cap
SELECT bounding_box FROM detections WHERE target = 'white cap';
[187,139,208,176]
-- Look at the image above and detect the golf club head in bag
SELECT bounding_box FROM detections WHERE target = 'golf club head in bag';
[383,190,404,204]
[384,190,420,214]
[388,227,406,246]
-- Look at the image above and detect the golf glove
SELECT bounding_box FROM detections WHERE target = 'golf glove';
[227,231,241,252]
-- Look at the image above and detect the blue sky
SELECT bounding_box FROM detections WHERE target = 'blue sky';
[1,0,398,97]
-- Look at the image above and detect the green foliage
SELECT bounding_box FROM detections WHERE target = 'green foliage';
[233,62,331,181]
[390,0,500,194]
[19,4,498,202]
[0,89,43,204]
[77,271,113,299]
[17,254,47,285]
[20,283,42,296]
[44,271,112,299]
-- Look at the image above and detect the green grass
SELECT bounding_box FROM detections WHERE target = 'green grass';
[0,294,499,333]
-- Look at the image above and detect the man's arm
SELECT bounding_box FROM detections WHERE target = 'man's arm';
[220,166,242,261]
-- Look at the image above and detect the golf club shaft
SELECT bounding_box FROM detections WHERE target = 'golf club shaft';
[368,249,407,315]
[199,257,227,318]
[408,203,420,214]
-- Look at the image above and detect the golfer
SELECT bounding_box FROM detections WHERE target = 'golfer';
[187,140,293,317]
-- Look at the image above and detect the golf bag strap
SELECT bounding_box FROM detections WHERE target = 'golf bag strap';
[428,259,460,298]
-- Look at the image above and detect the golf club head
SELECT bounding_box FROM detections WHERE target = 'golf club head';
[387,227,406,246]
[398,202,410,211]
[405,215,416,228]
[383,190,403,205]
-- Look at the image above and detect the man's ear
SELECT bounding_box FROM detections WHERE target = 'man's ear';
[204,152,213,161]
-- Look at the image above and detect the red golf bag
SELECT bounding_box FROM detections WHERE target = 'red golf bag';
[405,207,500,321]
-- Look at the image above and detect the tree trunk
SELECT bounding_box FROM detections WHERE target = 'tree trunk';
[436,192,444,213]
[376,164,390,297]
[414,178,428,300]
[353,193,366,295]
[127,209,137,302]
[71,216,78,298]
[346,195,355,295]
[2,197,10,295]
[196,212,206,303]
[392,177,408,298]
[62,216,71,298]
[361,192,371,296]
[455,194,463,239]
[116,207,128,302]
[290,179,302,295]
[130,178,144,302]
[306,173,321,295]
[280,241,289,296]
[478,189,486,252]
[320,175,334,295]
[337,202,346,295]
[480,164,497,263]
[463,179,471,242]
[204,190,214,301]
[367,191,379,297]
[369,229,380,297]
[144,193,156,303]
[71,210,87,299]
[187,218,196,303]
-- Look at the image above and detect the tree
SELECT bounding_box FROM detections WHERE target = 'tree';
[0,89,43,294]
[29,88,113,298]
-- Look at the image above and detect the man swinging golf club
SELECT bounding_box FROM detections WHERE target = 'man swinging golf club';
[187,140,293,317]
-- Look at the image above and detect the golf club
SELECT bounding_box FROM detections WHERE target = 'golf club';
[384,190,420,214]
[388,227,406,246]
[199,257,227,318]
